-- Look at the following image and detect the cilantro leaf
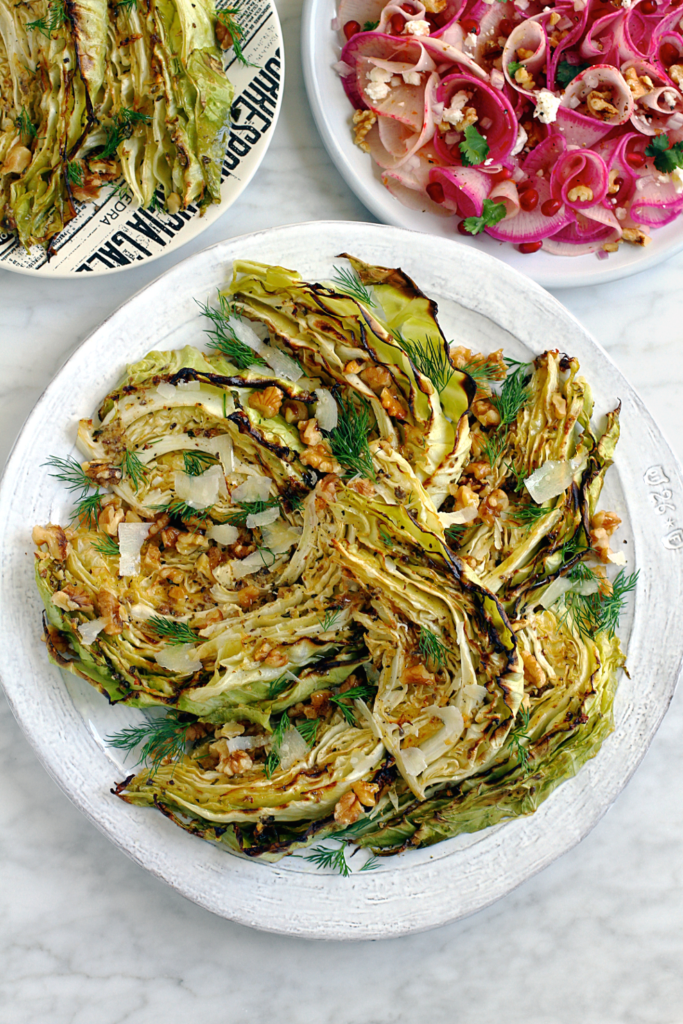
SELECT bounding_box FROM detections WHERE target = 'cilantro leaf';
[555,60,590,88]
[645,133,683,174]
[462,198,507,236]
[459,125,490,167]
[363,19,378,30]
[507,61,522,77]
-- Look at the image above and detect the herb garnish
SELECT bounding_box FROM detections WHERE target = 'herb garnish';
[330,682,376,725]
[458,358,500,388]
[217,6,258,67]
[459,124,490,167]
[645,133,683,174]
[66,161,83,187]
[329,394,375,480]
[107,710,195,771]
[121,450,147,491]
[509,705,532,772]
[101,108,151,159]
[92,535,120,557]
[317,608,341,632]
[418,626,450,669]
[152,499,214,523]
[555,60,590,88]
[73,492,104,529]
[563,565,638,639]
[482,431,506,467]
[509,501,551,526]
[265,712,289,777]
[462,198,507,236]
[494,360,530,425]
[198,294,266,369]
[296,717,320,745]
[15,107,37,142]
[224,498,280,527]
[507,61,522,76]
[445,523,466,546]
[26,0,67,36]
[44,455,91,496]
[330,265,377,308]
[183,451,218,476]
[148,617,199,645]
[394,331,454,393]
[304,842,351,876]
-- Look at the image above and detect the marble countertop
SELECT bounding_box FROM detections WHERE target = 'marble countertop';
[2,2,683,1020]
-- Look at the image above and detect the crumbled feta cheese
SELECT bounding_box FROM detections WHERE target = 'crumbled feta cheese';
[484,157,493,165]
[534,89,562,124]
[514,0,530,8]
[118,522,151,577]
[465,31,478,47]
[511,123,528,156]
[404,18,430,35]
[402,69,421,85]
[671,166,683,192]
[616,207,627,220]
[441,90,471,128]
[366,65,392,102]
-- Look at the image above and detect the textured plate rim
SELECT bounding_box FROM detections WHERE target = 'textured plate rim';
[300,0,683,290]
[1,220,683,940]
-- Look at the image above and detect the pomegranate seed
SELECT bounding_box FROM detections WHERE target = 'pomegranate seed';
[492,167,513,182]
[612,176,624,192]
[519,241,543,254]
[343,20,360,40]
[401,2,415,10]
[641,0,657,12]
[498,18,514,35]
[541,198,562,217]
[661,42,679,66]
[519,188,539,211]
[391,13,405,33]
[457,220,472,235]
[461,18,480,35]
[627,150,646,168]
[426,181,445,204]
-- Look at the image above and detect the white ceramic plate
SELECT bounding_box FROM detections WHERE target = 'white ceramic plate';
[301,0,683,289]
[0,0,282,278]
[2,221,683,940]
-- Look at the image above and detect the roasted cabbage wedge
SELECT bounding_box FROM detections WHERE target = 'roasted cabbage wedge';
[0,0,234,249]
[33,257,633,869]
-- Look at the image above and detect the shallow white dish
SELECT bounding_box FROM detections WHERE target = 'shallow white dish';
[1,220,682,939]
[0,0,283,278]
[301,0,683,289]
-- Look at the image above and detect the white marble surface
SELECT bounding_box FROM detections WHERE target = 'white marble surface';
[1,1,683,1020]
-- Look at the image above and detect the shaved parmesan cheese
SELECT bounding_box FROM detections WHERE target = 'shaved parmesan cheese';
[176,380,201,391]
[314,388,338,430]
[246,506,281,529]
[541,572,601,609]
[439,506,479,526]
[607,549,627,566]
[277,727,309,770]
[154,644,202,673]
[118,522,151,576]
[261,521,302,554]
[208,523,240,545]
[231,317,265,353]
[156,382,176,400]
[230,549,276,578]
[213,434,234,474]
[401,746,429,776]
[263,346,303,381]
[232,476,271,502]
[174,464,225,509]
[226,735,268,752]
[78,617,106,645]
[525,454,586,504]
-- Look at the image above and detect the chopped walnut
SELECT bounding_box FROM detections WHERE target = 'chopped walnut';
[334,790,363,826]
[521,650,546,689]
[83,460,123,486]
[215,19,233,49]
[98,502,125,537]
[517,47,535,60]
[343,359,364,374]
[380,387,408,420]
[624,66,653,99]
[348,478,375,497]
[299,418,323,446]
[360,364,393,393]
[237,584,260,609]
[669,64,683,88]
[422,0,447,11]
[316,473,341,503]
[281,399,308,424]
[453,483,480,512]
[254,639,274,662]
[141,539,161,573]
[352,109,377,153]
[603,242,620,253]
[586,89,619,119]
[471,398,501,427]
[264,647,288,668]
[176,531,209,556]
[590,510,622,563]
[53,584,94,611]
[479,488,509,524]
[465,461,491,482]
[211,741,253,776]
[353,780,379,807]
[185,723,209,742]
[160,526,181,549]
[310,689,332,717]
[403,658,436,685]
[514,66,536,90]
[622,227,651,246]
[248,386,283,419]
[32,524,68,561]
[167,584,187,604]
[567,185,594,203]
[94,588,126,635]
[300,443,342,474]
[607,169,621,195]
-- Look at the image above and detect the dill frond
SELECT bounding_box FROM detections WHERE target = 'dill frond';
[509,706,532,773]
[197,295,266,369]
[72,492,103,529]
[121,450,147,492]
[217,6,259,67]
[445,523,466,547]
[224,498,280,527]
[330,265,376,308]
[15,107,36,141]
[267,675,291,700]
[494,362,531,426]
[304,842,351,876]
[66,161,83,187]
[26,0,67,35]
[329,394,375,480]
[152,499,214,523]
[394,331,454,394]
[482,431,507,467]
[101,108,151,160]
[458,358,500,389]
[183,451,218,477]
[107,710,196,771]
[265,712,289,777]
[148,617,199,645]
[44,455,91,495]
[92,535,120,557]
[509,502,551,526]
[296,717,320,745]
[564,566,638,639]
[504,461,527,492]
[317,608,341,632]
[330,683,376,725]
[360,855,379,871]
[418,626,450,669]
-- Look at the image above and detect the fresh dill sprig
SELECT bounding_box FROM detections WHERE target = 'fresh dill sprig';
[101,108,151,160]
[330,682,376,725]
[148,617,199,645]
[217,6,259,67]
[418,626,450,669]
[72,492,103,529]
[329,394,375,480]
[15,107,36,141]
[564,567,639,639]
[224,498,280,527]
[509,705,532,772]
[378,525,393,548]
[106,710,195,771]
[152,499,214,523]
[114,0,137,9]
[267,674,291,700]
[494,361,531,426]
[92,535,120,557]
[26,0,67,35]
[317,608,341,632]
[44,455,92,496]
[265,712,289,777]
[296,717,320,745]
[66,161,83,187]
[197,295,266,369]
[458,358,499,389]
[394,331,454,394]
[360,855,379,871]
[304,842,350,876]
[482,431,506,467]
[330,266,377,308]
[121,450,147,492]
[445,523,466,547]
[505,461,527,493]
[183,451,218,477]
[509,502,551,526]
